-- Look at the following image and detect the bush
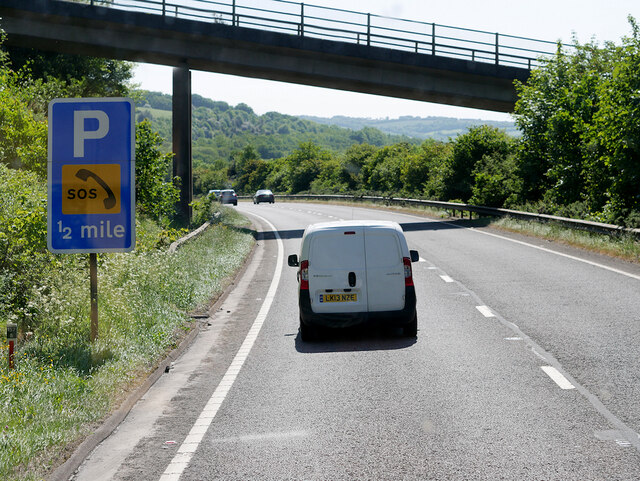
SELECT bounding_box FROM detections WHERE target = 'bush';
[135,120,180,225]
[0,164,56,331]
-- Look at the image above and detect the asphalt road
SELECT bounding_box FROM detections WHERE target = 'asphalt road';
[74,201,640,480]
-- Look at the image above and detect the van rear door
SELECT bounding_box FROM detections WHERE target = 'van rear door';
[364,227,405,312]
[308,226,367,314]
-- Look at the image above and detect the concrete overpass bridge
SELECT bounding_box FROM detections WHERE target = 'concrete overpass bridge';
[0,0,559,221]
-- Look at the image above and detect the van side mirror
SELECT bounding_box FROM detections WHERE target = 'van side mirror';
[288,254,299,267]
[410,250,419,263]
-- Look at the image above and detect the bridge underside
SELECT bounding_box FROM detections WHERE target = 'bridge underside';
[0,0,529,222]
[0,0,528,112]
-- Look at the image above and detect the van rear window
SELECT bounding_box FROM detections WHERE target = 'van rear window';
[364,233,401,268]
[309,233,363,270]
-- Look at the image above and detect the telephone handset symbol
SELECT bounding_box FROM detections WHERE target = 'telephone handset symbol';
[75,168,117,209]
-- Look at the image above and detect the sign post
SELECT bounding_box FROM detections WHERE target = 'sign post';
[48,98,135,341]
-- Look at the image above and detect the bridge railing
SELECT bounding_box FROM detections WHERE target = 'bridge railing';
[78,0,564,69]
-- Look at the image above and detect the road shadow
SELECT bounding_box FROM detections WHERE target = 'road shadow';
[294,326,418,353]
[399,217,491,232]
[255,229,305,240]
[255,218,490,241]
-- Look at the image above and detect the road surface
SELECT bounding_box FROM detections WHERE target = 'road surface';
[73,201,640,480]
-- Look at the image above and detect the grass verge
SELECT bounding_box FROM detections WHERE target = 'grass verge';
[0,207,254,480]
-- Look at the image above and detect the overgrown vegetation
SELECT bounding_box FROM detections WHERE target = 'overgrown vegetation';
[0,32,256,480]
[0,209,253,480]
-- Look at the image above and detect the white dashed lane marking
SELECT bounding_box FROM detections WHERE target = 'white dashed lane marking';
[476,305,495,318]
[541,366,575,390]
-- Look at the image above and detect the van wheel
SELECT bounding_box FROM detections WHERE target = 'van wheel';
[299,318,316,342]
[403,312,417,337]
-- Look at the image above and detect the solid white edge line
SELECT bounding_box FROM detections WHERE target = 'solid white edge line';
[160,213,283,481]
[395,210,640,282]
[470,228,640,282]
[541,366,576,390]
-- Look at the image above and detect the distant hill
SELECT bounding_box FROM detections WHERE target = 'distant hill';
[134,91,418,167]
[299,115,519,141]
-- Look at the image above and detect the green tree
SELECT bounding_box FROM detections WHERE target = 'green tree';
[193,162,229,196]
[419,139,453,200]
[363,143,413,194]
[135,120,180,224]
[469,151,520,207]
[0,31,47,175]
[514,40,614,208]
[5,46,133,98]
[341,143,378,191]
[400,139,450,197]
[441,126,513,202]
[285,142,333,193]
[591,17,640,223]
[232,145,271,193]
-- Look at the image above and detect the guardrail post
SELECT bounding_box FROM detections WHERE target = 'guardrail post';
[300,3,304,36]
[367,13,371,46]
[431,23,436,55]
[162,0,166,16]
[495,32,499,64]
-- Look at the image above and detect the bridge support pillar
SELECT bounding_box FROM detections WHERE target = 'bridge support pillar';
[172,66,192,224]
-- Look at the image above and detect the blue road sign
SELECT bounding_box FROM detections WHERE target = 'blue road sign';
[48,98,135,253]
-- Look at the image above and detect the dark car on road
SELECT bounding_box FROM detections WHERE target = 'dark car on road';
[219,189,238,206]
[253,189,275,204]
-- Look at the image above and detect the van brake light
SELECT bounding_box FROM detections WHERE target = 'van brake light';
[403,257,414,287]
[300,260,309,290]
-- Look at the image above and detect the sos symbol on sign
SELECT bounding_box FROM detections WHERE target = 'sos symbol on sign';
[61,165,120,214]
[66,169,112,201]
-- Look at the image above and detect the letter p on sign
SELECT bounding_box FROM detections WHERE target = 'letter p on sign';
[74,110,110,157]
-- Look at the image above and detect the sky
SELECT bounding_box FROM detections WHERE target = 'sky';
[132,0,639,121]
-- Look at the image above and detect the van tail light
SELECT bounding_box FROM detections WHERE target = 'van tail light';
[300,260,309,290]
[403,257,414,287]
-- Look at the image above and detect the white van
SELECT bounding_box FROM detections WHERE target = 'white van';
[288,220,419,340]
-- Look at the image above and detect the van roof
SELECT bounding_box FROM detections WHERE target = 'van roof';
[304,220,403,234]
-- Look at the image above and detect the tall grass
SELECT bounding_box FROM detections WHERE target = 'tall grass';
[0,207,254,480]
[490,217,640,263]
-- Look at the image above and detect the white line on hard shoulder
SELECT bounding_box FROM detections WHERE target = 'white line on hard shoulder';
[470,227,640,282]
[541,366,575,390]
[159,213,283,481]
[397,211,640,282]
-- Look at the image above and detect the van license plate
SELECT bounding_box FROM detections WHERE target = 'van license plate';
[320,293,357,303]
